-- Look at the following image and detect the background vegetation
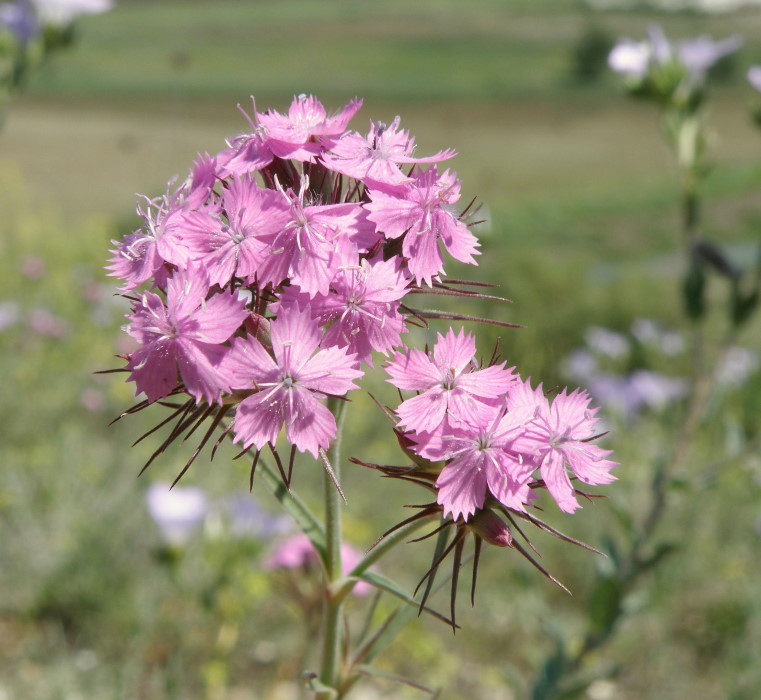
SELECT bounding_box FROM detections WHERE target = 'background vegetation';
[1,1,760,698]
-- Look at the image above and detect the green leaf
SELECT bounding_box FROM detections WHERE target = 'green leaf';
[587,575,623,642]
[358,570,456,627]
[347,517,430,581]
[637,542,678,576]
[354,558,464,667]
[258,459,326,560]
[355,663,437,694]
[683,259,706,320]
[531,638,568,700]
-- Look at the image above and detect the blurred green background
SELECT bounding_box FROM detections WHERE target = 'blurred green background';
[1,0,761,698]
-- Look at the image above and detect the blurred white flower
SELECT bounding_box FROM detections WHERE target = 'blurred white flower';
[608,39,650,79]
[748,65,761,93]
[0,301,20,332]
[146,482,208,546]
[31,0,112,26]
[716,347,759,387]
[563,348,598,381]
[585,326,629,359]
[631,318,684,356]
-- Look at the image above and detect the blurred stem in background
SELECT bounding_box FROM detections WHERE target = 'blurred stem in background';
[531,26,761,700]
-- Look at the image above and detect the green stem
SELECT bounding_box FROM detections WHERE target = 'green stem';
[316,398,347,699]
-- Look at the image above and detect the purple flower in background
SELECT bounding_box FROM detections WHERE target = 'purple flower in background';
[221,495,291,539]
[28,308,69,338]
[0,0,38,43]
[677,34,742,79]
[631,318,685,356]
[146,482,208,547]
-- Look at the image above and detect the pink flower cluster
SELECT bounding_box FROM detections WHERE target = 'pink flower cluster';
[109,95,478,460]
[388,329,617,518]
[108,94,616,523]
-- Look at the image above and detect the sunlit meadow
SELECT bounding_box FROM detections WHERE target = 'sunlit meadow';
[1,2,761,699]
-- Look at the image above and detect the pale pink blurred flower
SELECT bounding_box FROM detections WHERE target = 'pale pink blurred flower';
[80,388,105,412]
[21,256,45,279]
[264,534,373,596]
[28,308,68,338]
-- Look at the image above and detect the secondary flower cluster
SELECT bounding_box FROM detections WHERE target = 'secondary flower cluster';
[108,94,616,529]
[386,328,617,519]
[608,24,741,106]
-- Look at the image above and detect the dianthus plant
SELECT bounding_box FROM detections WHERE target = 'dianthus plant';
[107,94,618,698]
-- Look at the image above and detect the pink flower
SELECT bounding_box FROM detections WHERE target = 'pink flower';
[424,408,534,521]
[183,177,290,288]
[256,94,362,162]
[125,267,248,404]
[107,192,209,291]
[225,305,363,457]
[322,116,455,186]
[386,327,515,434]
[366,167,479,286]
[297,255,410,366]
[257,176,366,297]
[511,385,618,513]
[216,103,275,178]
[264,533,373,596]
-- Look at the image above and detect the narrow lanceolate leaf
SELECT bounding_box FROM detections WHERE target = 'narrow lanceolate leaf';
[257,457,326,560]
[353,554,468,670]
[358,570,457,628]
[355,664,436,694]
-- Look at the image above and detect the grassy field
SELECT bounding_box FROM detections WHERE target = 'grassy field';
[2,1,761,698]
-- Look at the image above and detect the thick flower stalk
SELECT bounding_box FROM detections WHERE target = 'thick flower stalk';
[107,94,619,697]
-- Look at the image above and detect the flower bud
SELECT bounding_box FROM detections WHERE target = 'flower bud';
[470,510,512,548]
